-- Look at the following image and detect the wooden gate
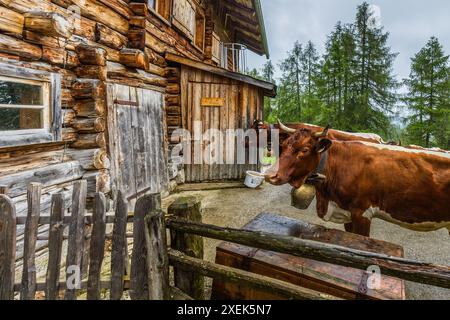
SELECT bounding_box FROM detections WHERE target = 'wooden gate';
[183,78,260,182]
[107,84,168,203]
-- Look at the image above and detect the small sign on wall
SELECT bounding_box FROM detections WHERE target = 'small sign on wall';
[201,97,225,107]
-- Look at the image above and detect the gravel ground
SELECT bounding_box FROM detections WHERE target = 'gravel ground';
[162,183,450,300]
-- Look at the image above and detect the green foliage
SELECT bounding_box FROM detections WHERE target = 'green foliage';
[251,2,449,148]
[261,2,403,141]
[403,37,450,149]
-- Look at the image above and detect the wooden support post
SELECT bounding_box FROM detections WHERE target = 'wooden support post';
[0,195,16,300]
[130,193,161,300]
[87,193,107,300]
[145,209,169,300]
[168,197,204,300]
[65,180,87,300]
[20,183,42,300]
[45,193,65,300]
[110,191,128,300]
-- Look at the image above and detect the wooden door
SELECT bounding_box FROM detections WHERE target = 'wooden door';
[185,82,256,182]
[107,84,168,203]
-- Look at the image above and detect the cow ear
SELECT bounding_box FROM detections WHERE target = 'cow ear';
[315,139,332,154]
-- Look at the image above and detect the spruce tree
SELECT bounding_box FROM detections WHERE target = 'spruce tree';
[353,2,398,134]
[404,37,450,148]
[261,60,276,121]
[278,41,304,121]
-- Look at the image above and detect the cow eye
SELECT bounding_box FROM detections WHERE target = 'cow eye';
[301,148,310,154]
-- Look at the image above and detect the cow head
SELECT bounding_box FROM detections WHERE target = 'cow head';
[265,120,332,189]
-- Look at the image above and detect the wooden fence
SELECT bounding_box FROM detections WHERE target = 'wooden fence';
[0,180,170,300]
[1,183,450,300]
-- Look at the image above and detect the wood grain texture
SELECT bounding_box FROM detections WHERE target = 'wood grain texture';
[45,193,65,300]
[145,209,169,300]
[20,183,42,300]
[65,180,87,300]
[110,191,128,300]
[168,196,204,299]
[130,193,161,300]
[0,195,16,300]
[87,193,107,300]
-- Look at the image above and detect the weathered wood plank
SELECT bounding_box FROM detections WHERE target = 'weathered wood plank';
[87,193,107,300]
[110,191,128,300]
[145,209,169,300]
[0,195,16,300]
[168,197,204,299]
[20,183,42,300]
[65,180,87,300]
[130,194,161,300]
[0,161,84,198]
[45,193,65,300]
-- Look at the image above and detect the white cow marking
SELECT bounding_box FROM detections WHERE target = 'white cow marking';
[323,201,352,224]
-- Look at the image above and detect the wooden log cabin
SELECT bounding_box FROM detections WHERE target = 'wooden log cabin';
[0,0,276,222]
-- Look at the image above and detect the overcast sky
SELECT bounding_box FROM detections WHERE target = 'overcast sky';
[248,0,450,83]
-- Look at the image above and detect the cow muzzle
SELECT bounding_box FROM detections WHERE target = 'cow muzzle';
[265,174,284,186]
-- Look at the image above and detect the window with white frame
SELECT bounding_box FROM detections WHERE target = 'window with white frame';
[0,63,61,147]
[0,77,50,134]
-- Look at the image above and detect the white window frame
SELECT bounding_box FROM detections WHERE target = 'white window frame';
[0,61,61,148]
[0,75,51,137]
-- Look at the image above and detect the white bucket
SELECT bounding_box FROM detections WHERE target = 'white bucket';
[244,171,265,189]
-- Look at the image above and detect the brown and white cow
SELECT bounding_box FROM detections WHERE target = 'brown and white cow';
[265,122,450,237]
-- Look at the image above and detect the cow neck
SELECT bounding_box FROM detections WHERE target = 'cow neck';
[305,151,329,185]
[314,151,328,176]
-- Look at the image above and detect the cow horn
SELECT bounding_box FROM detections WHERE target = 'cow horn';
[313,125,331,138]
[277,119,296,134]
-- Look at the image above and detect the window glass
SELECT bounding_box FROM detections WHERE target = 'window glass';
[0,108,43,131]
[148,0,156,9]
[0,80,43,105]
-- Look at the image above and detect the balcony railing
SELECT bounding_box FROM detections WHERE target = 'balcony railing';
[219,43,248,74]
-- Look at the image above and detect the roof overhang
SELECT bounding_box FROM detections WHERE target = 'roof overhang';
[166,53,277,97]
[218,0,270,58]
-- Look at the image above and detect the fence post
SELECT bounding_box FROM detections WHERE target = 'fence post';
[0,194,16,300]
[20,183,42,300]
[145,208,169,300]
[65,180,87,300]
[87,193,107,300]
[168,197,204,300]
[45,193,65,300]
[130,194,161,300]
[110,190,128,300]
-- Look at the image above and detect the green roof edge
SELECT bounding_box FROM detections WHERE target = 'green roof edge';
[253,0,270,58]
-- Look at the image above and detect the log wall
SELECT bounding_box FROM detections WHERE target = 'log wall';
[0,0,211,212]
[0,0,272,218]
